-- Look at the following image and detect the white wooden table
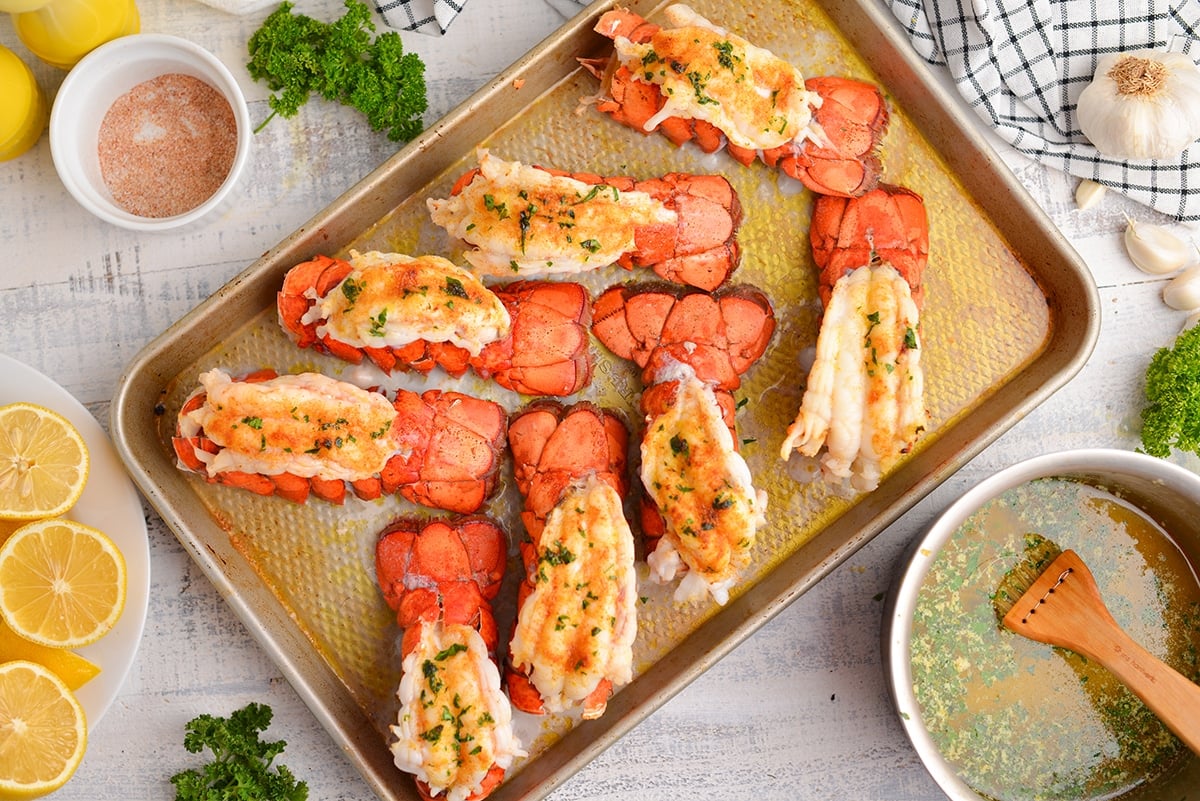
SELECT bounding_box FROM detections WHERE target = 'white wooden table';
[2,2,1196,799]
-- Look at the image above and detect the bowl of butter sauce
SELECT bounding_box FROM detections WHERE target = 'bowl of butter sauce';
[885,448,1200,801]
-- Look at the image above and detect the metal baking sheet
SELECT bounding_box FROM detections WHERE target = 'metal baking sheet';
[110,0,1099,799]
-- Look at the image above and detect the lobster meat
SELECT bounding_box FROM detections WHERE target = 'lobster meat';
[504,400,637,719]
[780,184,930,490]
[375,516,524,801]
[581,4,889,198]
[278,251,594,397]
[427,149,743,291]
[592,283,774,604]
[172,368,507,513]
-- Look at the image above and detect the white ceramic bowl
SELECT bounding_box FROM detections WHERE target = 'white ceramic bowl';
[884,448,1200,801]
[49,33,251,232]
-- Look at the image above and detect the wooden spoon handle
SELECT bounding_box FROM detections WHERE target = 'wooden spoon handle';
[1085,623,1200,754]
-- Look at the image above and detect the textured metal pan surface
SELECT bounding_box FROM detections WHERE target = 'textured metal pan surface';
[111,1,1099,799]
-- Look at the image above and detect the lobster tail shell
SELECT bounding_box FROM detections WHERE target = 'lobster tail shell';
[591,282,776,390]
[375,515,507,648]
[810,183,929,308]
[472,281,594,397]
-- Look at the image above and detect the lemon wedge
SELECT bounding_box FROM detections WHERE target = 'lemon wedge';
[0,519,126,648]
[0,619,99,690]
[0,403,89,521]
[0,660,87,800]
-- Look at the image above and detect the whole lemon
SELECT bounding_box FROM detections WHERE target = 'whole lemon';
[13,0,140,70]
[0,46,47,161]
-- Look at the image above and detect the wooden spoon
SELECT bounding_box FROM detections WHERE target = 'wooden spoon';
[999,548,1200,755]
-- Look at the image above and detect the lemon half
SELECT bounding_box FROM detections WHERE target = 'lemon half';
[0,519,126,649]
[0,660,87,800]
[0,403,89,521]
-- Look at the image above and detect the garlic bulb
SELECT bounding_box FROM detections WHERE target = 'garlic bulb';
[1163,265,1200,311]
[1077,49,1200,160]
[1124,217,1192,275]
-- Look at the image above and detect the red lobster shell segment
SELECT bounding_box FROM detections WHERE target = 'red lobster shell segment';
[809,183,930,307]
[782,184,930,491]
[504,401,636,719]
[469,280,593,397]
[172,368,507,513]
[375,516,508,657]
[591,283,774,605]
[428,149,743,291]
[277,251,594,397]
[591,282,776,394]
[374,517,523,801]
[583,4,889,198]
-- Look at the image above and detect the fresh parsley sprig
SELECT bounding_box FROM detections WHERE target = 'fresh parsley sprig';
[170,702,309,801]
[1140,322,1200,459]
[247,0,428,142]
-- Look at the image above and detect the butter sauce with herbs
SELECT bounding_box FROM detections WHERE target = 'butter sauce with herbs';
[910,478,1200,800]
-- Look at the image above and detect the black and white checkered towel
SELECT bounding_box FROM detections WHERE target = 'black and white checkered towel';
[374,0,467,35]
[887,0,1200,220]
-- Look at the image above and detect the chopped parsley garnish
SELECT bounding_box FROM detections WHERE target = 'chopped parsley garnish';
[435,643,468,661]
[713,40,736,70]
[340,276,365,307]
[422,659,443,693]
[687,70,718,105]
[369,308,388,336]
[541,542,576,566]
[483,193,509,220]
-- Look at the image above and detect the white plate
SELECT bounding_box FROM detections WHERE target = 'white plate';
[0,353,150,732]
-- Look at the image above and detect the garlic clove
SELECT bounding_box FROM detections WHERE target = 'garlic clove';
[1184,309,1200,332]
[1124,217,1192,275]
[1075,179,1107,210]
[1163,264,1200,310]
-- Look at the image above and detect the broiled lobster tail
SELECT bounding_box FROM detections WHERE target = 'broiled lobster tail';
[277,251,595,397]
[375,516,523,801]
[504,400,636,719]
[172,368,507,513]
[591,283,774,605]
[428,150,743,291]
[582,5,889,198]
[782,183,930,491]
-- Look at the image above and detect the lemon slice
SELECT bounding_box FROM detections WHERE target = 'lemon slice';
[0,619,99,690]
[0,403,89,521]
[0,520,126,648]
[0,660,87,800]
